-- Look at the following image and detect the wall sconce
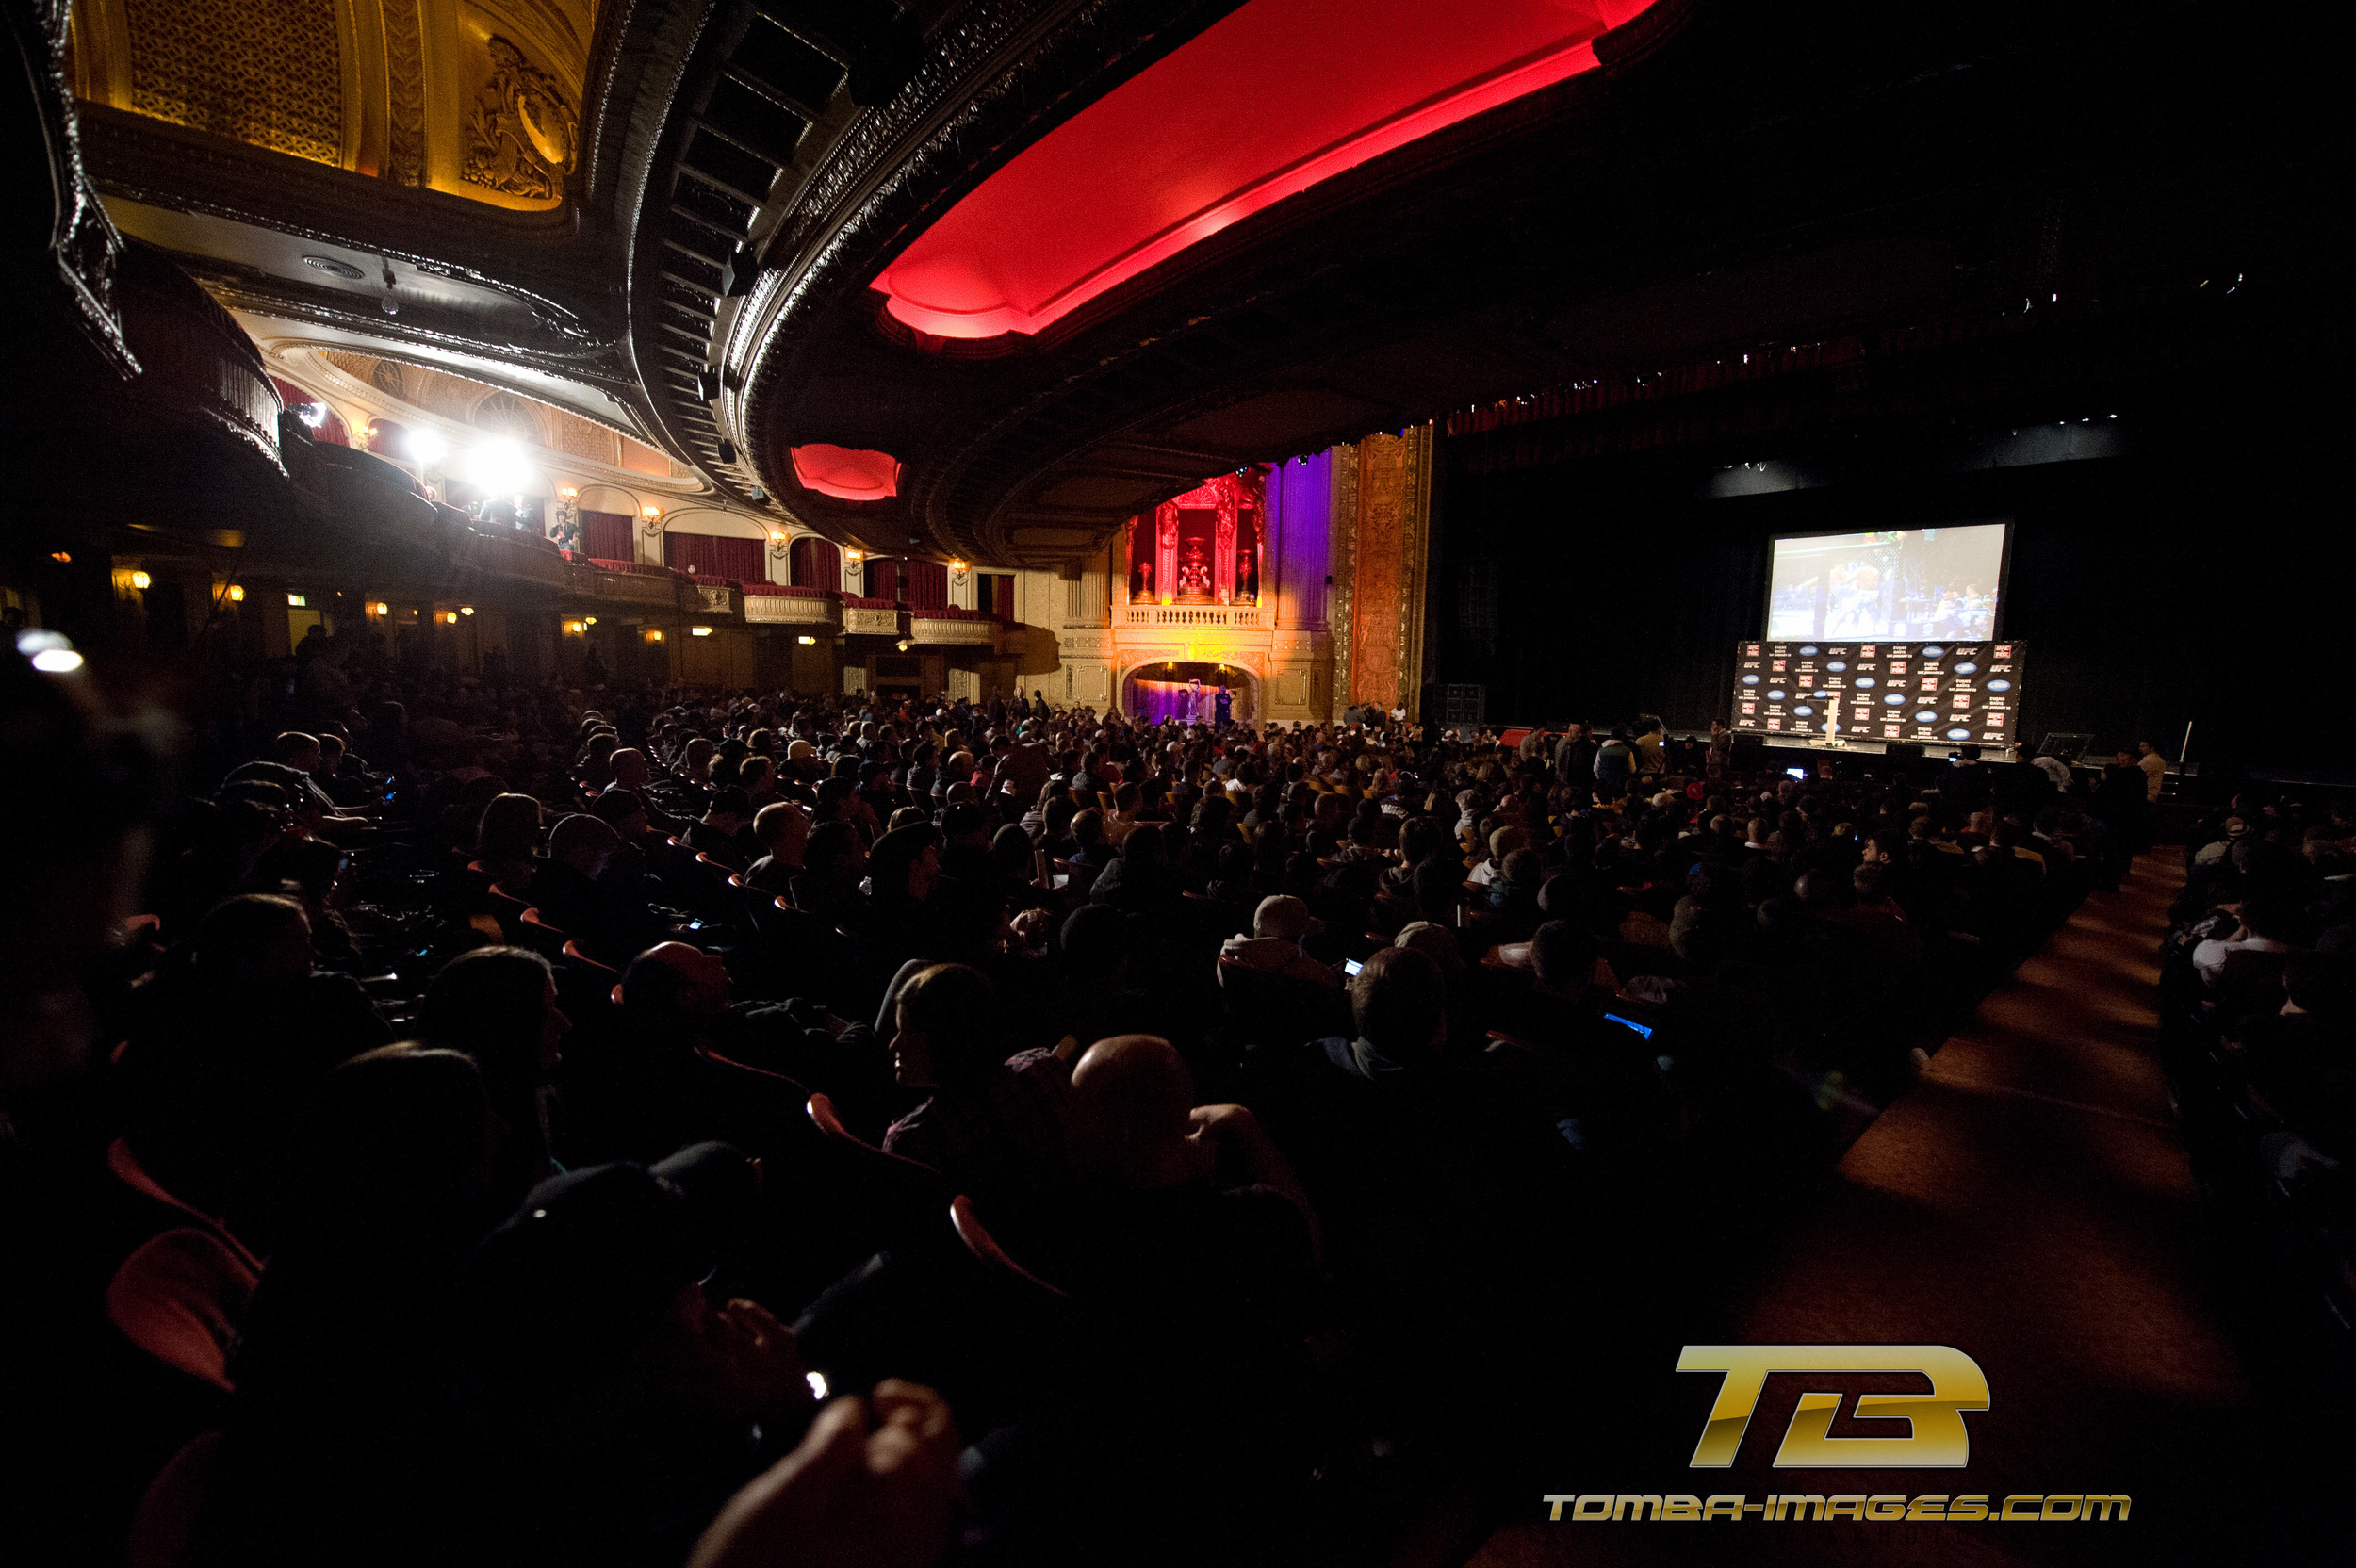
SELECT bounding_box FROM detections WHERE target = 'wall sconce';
[48,551,70,564]
[369,601,388,615]
[564,621,586,634]
[442,611,460,624]
[129,571,151,590]
[584,615,597,626]
[227,584,245,602]
[690,625,713,637]
[642,504,663,523]
[459,606,475,616]
[796,635,817,645]
[896,639,912,653]
[843,547,863,564]
[558,485,579,498]
[646,629,664,642]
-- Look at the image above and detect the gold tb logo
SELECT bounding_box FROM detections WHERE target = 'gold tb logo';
[1677,1346,1989,1468]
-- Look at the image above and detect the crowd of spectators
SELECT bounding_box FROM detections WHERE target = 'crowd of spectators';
[2,646,2165,1568]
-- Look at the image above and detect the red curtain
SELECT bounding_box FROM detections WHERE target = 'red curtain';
[865,559,899,603]
[904,559,947,611]
[789,536,841,591]
[581,510,634,560]
[664,531,768,581]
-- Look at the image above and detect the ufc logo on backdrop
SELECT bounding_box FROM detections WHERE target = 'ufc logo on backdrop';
[1677,1346,1990,1468]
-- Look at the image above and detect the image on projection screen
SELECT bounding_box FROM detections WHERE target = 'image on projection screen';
[1765,522,2009,640]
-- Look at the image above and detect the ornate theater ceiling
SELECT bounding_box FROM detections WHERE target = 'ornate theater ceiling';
[66,0,596,209]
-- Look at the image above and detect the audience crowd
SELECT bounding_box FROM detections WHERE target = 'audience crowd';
[2,645,2234,1568]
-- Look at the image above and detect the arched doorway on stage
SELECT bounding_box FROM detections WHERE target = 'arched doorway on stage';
[1121,661,1256,726]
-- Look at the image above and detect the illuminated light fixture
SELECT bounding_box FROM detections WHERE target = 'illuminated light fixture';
[443,611,460,624]
[690,625,713,637]
[464,438,534,494]
[770,531,787,545]
[30,647,84,674]
[459,606,475,616]
[287,594,308,608]
[369,601,388,615]
[227,584,246,602]
[129,571,151,590]
[642,503,663,519]
[948,559,968,572]
[796,634,817,645]
[843,547,864,564]
[871,0,1658,337]
[896,639,912,653]
[564,620,586,634]
[297,402,329,430]
[407,428,447,466]
[48,551,70,564]
[558,485,579,498]
[584,616,597,626]
[789,444,899,501]
[646,629,664,641]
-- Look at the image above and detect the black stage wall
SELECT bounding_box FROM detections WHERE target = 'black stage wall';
[1431,400,2354,780]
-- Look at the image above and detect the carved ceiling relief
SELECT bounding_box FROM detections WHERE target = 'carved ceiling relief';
[67,0,592,209]
[460,35,578,204]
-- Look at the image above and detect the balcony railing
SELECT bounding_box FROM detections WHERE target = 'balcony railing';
[1121,604,1263,627]
[744,588,844,628]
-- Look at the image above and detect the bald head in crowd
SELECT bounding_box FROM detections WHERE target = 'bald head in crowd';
[1069,1034,1195,1187]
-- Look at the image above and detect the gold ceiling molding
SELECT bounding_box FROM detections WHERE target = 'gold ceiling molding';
[67,0,596,210]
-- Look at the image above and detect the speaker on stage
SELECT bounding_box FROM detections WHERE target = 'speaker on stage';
[1884,742,1925,764]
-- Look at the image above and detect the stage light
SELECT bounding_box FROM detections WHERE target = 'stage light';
[796,635,816,645]
[30,647,83,674]
[227,585,245,602]
[407,429,447,466]
[465,439,533,494]
[129,571,151,589]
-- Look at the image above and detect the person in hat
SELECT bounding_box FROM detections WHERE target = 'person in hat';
[443,1144,827,1568]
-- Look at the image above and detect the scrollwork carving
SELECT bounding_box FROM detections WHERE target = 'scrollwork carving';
[462,37,577,201]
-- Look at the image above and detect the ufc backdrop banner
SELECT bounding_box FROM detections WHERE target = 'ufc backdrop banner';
[1730,640,2023,746]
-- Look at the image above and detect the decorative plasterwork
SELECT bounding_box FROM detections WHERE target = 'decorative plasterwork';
[67,0,595,210]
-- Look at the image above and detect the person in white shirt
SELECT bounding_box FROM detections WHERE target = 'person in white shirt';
[2191,892,2298,987]
[2136,741,2168,802]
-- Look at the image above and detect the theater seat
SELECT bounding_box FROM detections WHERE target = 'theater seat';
[106,1229,260,1392]
[562,939,618,975]
[127,1430,224,1568]
[950,1193,1072,1301]
[106,1140,263,1272]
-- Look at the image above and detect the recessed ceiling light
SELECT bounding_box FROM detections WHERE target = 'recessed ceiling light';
[302,255,366,280]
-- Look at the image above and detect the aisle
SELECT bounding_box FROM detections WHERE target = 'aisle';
[1464,854,2266,1568]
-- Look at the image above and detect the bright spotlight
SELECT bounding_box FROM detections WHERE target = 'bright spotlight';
[30,648,85,674]
[407,428,448,466]
[465,438,532,494]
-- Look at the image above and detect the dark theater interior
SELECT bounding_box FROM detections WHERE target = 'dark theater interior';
[5,0,2352,1563]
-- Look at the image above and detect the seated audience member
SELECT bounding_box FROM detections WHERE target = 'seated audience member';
[2192,890,2301,987]
[685,786,757,870]
[880,962,1073,1211]
[608,746,688,834]
[118,892,394,1241]
[1044,1034,1319,1344]
[204,1046,502,1568]
[419,946,571,1206]
[442,1146,838,1568]
[792,820,871,931]
[1089,819,1179,918]
[531,812,670,963]
[744,801,811,895]
[1219,894,1341,988]
[1067,808,1112,872]
[473,792,543,887]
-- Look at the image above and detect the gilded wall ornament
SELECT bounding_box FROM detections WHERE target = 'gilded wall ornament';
[462,37,576,201]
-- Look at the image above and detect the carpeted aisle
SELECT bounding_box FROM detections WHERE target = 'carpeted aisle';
[1463,853,2293,1568]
